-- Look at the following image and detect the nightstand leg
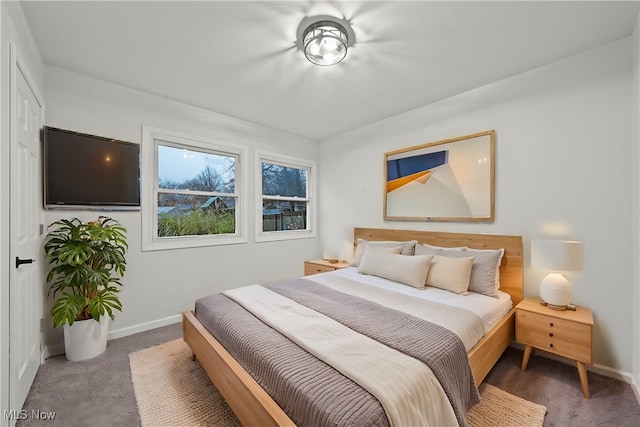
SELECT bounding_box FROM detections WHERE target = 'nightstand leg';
[521,345,534,371]
[576,361,591,399]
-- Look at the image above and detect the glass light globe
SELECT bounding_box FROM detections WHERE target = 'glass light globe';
[303,21,348,66]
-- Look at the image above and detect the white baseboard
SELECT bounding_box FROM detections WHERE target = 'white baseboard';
[107,314,182,340]
[631,375,640,404]
[43,314,182,359]
[43,344,65,359]
[590,362,636,384]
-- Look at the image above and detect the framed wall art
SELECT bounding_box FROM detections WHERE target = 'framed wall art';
[384,130,495,222]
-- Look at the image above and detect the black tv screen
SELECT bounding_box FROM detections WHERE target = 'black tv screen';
[44,127,140,210]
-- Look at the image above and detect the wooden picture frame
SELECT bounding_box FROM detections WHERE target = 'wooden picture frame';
[384,130,495,222]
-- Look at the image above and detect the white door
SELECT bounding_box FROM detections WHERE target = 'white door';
[9,44,43,415]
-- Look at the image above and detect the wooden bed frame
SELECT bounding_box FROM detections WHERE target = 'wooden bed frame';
[182,228,523,427]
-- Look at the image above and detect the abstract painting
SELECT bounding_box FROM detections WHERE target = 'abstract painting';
[384,131,495,222]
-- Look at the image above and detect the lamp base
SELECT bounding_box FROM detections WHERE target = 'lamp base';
[539,300,568,311]
[540,300,577,311]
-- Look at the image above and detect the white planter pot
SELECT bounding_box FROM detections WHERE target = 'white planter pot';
[63,316,110,361]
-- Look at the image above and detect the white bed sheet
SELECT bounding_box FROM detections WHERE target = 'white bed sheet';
[330,266,512,335]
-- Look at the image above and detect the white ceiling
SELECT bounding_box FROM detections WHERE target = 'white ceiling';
[20,1,639,141]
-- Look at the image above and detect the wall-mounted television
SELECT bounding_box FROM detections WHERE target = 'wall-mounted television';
[44,126,140,210]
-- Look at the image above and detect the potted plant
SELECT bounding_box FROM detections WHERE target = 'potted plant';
[44,216,127,361]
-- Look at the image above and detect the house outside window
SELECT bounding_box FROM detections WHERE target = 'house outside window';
[142,127,247,251]
[256,151,316,242]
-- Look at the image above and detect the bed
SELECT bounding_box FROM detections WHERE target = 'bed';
[182,227,523,426]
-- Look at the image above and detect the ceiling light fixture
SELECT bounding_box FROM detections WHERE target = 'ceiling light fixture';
[303,20,348,66]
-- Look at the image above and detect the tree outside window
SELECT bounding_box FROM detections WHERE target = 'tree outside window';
[258,153,315,241]
[156,144,238,237]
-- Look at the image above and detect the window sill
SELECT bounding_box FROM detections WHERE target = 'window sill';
[255,229,316,243]
[142,234,248,251]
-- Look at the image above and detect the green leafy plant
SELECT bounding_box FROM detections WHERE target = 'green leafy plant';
[44,216,128,327]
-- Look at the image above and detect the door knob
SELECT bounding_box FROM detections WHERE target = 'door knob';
[15,257,35,268]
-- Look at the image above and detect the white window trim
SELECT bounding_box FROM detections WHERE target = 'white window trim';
[255,150,316,243]
[141,125,248,251]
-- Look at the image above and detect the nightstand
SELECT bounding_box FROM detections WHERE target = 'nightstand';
[304,259,350,276]
[516,297,594,398]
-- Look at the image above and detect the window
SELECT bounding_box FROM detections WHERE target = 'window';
[256,151,316,242]
[142,127,247,251]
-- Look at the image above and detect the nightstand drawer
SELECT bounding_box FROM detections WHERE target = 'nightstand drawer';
[517,310,592,363]
[304,260,349,276]
[304,263,337,275]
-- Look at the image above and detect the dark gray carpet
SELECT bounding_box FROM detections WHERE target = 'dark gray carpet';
[17,323,182,427]
[484,347,640,427]
[17,322,640,426]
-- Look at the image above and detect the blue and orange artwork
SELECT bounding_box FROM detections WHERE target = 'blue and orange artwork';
[385,131,493,220]
[386,150,448,193]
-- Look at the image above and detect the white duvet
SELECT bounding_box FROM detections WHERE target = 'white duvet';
[331,266,513,346]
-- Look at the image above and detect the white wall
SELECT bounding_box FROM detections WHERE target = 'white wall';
[319,38,634,374]
[1,1,46,422]
[632,9,640,398]
[43,66,321,352]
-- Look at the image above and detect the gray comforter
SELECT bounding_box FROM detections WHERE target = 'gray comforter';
[194,277,479,426]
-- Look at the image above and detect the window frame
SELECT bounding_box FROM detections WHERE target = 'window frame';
[142,126,248,251]
[255,150,316,242]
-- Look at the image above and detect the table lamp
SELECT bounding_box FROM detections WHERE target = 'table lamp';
[531,239,583,310]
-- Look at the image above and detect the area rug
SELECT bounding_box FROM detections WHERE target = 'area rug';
[129,339,546,427]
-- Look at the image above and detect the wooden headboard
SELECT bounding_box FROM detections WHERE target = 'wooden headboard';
[354,228,523,305]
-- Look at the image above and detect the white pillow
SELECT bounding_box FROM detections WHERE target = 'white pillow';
[426,255,474,295]
[464,247,504,293]
[359,250,434,289]
[415,243,466,256]
[432,248,504,297]
[368,245,402,255]
[350,239,417,267]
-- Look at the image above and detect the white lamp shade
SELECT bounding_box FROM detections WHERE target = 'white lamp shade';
[339,240,355,263]
[531,240,582,271]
